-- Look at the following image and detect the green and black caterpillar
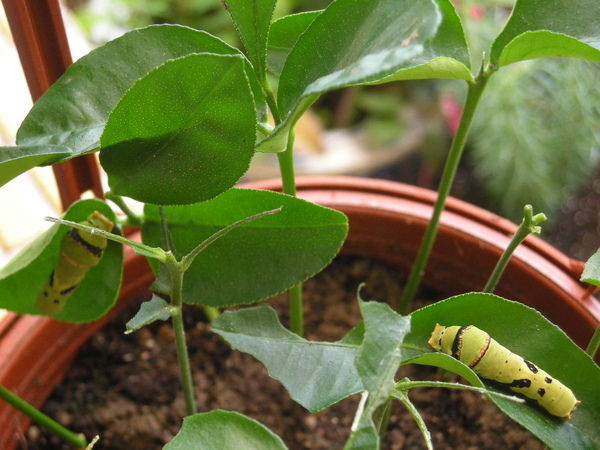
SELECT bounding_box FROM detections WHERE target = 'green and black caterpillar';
[428,324,579,419]
[35,211,114,316]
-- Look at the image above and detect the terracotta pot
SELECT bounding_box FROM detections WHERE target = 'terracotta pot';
[244,177,600,349]
[0,177,598,448]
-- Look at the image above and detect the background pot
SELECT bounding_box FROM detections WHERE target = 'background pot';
[244,177,600,350]
[1,177,599,448]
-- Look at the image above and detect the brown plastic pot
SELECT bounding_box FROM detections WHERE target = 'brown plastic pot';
[244,177,600,349]
[0,177,599,447]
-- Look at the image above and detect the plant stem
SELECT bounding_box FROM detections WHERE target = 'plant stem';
[44,217,166,262]
[266,82,304,336]
[482,205,546,293]
[374,400,392,440]
[389,388,433,450]
[398,72,491,314]
[0,385,87,448]
[277,130,297,196]
[392,378,524,403]
[275,130,305,336]
[166,254,197,416]
[181,207,282,272]
[104,191,142,226]
[586,323,600,359]
[263,79,281,124]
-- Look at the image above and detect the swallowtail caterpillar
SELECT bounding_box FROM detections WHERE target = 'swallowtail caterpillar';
[35,211,114,316]
[428,324,579,419]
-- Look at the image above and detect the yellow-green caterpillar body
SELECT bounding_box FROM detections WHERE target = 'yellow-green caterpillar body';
[428,324,579,419]
[35,211,114,316]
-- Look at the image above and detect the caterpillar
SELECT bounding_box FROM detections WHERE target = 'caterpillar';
[35,211,114,316]
[428,324,579,419]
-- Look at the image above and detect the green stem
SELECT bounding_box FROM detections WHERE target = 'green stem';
[388,388,433,450]
[181,207,282,272]
[374,400,392,440]
[263,79,281,124]
[392,378,524,403]
[482,205,546,293]
[398,72,491,314]
[104,191,142,226]
[586,323,600,359]
[277,130,297,196]
[277,130,303,335]
[0,385,87,448]
[159,206,177,257]
[44,217,166,262]
[266,83,304,336]
[166,254,197,416]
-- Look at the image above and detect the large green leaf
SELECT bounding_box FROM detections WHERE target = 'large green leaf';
[266,11,321,77]
[267,1,470,84]
[164,410,287,450]
[257,0,442,152]
[225,0,278,84]
[406,293,600,449]
[17,25,244,159]
[490,0,600,68]
[213,299,411,420]
[141,188,348,307]
[100,53,256,205]
[0,146,70,188]
[212,305,362,413]
[0,199,122,322]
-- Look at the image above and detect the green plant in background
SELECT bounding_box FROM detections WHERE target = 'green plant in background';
[0,0,599,448]
[469,58,600,222]
[67,0,331,45]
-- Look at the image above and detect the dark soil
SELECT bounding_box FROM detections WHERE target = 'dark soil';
[26,256,544,450]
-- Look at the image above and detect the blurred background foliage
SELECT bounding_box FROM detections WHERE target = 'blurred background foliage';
[65,0,332,45]
[64,0,600,243]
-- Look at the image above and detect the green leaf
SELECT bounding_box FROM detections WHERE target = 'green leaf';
[125,295,173,334]
[374,0,472,83]
[405,293,600,449]
[151,263,173,296]
[0,145,70,188]
[355,299,410,401]
[211,305,362,413]
[0,199,122,322]
[490,0,600,68]
[180,206,282,271]
[100,53,256,205]
[257,0,442,152]
[141,188,348,307]
[225,0,278,83]
[266,11,321,77]
[17,25,245,160]
[581,248,600,288]
[164,410,287,450]
[345,299,411,450]
[344,423,379,450]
